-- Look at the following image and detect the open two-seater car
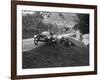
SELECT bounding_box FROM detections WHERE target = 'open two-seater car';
[34,31,57,45]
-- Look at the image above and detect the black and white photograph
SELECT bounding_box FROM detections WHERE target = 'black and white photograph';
[11,1,97,79]
[22,11,90,69]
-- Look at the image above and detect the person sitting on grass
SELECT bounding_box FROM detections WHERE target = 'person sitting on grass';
[64,38,71,48]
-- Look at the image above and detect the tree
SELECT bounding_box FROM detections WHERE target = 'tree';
[75,14,89,34]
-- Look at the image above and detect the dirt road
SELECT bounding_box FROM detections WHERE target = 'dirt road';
[22,38,44,52]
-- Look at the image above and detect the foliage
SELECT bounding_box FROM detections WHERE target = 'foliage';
[74,14,89,34]
[22,12,50,39]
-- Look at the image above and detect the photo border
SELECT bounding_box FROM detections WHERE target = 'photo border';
[11,1,97,80]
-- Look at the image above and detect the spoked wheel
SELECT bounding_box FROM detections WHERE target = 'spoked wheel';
[34,36,38,45]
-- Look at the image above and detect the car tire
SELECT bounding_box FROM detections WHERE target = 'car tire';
[34,36,38,45]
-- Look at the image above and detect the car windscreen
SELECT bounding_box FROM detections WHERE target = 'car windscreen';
[41,31,50,36]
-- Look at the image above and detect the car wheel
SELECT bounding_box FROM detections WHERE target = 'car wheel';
[34,36,38,45]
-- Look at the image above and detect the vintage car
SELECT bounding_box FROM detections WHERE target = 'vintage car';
[34,31,57,45]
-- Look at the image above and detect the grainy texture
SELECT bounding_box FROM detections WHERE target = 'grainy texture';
[22,41,89,69]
